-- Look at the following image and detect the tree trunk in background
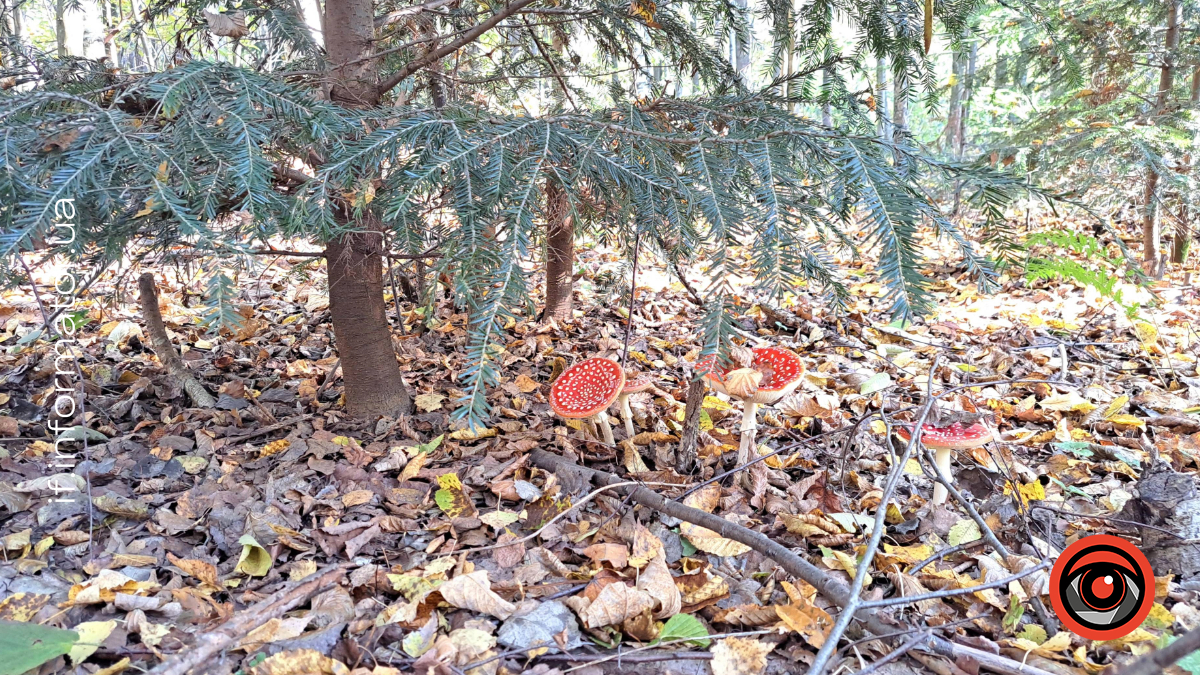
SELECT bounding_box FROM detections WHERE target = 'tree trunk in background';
[1141,0,1180,277]
[892,62,908,162]
[1172,65,1200,265]
[876,56,888,141]
[821,66,832,127]
[733,0,750,84]
[101,0,117,65]
[55,0,67,57]
[543,178,574,321]
[322,0,413,418]
[946,41,965,153]
[959,34,978,160]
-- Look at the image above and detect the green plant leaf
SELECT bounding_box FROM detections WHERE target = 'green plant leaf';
[657,614,709,647]
[416,434,444,454]
[0,620,79,675]
[859,372,892,395]
[236,534,272,577]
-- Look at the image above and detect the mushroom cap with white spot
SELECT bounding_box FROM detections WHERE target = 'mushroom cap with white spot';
[549,357,626,419]
[621,372,654,395]
[697,346,805,405]
[897,422,993,449]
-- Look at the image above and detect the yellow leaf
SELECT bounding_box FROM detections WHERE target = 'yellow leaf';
[134,198,156,218]
[948,519,982,546]
[1003,480,1045,506]
[776,601,833,648]
[155,160,169,182]
[250,649,349,675]
[1102,395,1130,420]
[260,439,291,457]
[1133,321,1157,346]
[414,393,445,412]
[94,658,131,675]
[1107,414,1146,430]
[435,472,476,518]
[450,427,496,441]
[680,522,752,557]
[399,452,426,481]
[0,592,51,621]
[236,534,272,577]
[513,374,541,393]
[69,620,117,665]
[702,396,732,411]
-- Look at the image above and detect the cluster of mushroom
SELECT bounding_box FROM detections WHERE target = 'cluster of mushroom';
[548,357,654,444]
[548,347,810,460]
[548,349,994,508]
[697,346,806,466]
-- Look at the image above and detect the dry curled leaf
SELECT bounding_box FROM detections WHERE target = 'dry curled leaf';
[580,581,656,628]
[636,554,681,619]
[438,570,516,619]
[203,10,248,38]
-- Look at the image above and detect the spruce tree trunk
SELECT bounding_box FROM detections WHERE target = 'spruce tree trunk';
[326,227,412,416]
[875,56,888,141]
[733,0,750,83]
[1173,65,1200,265]
[946,44,964,152]
[543,177,574,321]
[322,0,413,418]
[821,66,832,127]
[55,0,67,57]
[892,63,908,166]
[1141,0,1180,278]
[960,34,978,160]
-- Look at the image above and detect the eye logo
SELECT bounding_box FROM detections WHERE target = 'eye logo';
[1050,534,1155,640]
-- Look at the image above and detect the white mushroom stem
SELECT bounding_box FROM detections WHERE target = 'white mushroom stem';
[932,447,953,505]
[594,410,616,445]
[737,400,759,466]
[618,394,636,438]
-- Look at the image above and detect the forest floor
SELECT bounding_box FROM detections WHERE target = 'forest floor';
[2,218,1200,675]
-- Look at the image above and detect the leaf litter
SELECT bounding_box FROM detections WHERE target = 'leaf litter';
[0,232,1198,675]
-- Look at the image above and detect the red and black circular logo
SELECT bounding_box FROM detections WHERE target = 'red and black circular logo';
[1050,534,1155,640]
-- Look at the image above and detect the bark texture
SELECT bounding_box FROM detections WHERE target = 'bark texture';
[137,273,216,408]
[1171,64,1200,265]
[543,177,575,321]
[322,0,413,418]
[1141,0,1180,277]
[675,374,707,474]
[325,228,413,418]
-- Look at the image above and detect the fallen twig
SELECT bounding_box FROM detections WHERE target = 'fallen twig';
[138,273,216,408]
[1111,623,1200,675]
[146,565,347,675]
[222,414,315,445]
[860,560,1052,608]
[806,355,945,675]
[528,450,1057,675]
[849,631,929,675]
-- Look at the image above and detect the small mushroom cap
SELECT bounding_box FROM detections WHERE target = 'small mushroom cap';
[621,372,654,395]
[550,358,626,419]
[897,422,993,449]
[697,346,805,405]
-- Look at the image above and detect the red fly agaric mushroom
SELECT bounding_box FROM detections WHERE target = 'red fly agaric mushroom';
[549,357,626,445]
[897,422,993,505]
[698,346,805,465]
[617,372,654,438]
